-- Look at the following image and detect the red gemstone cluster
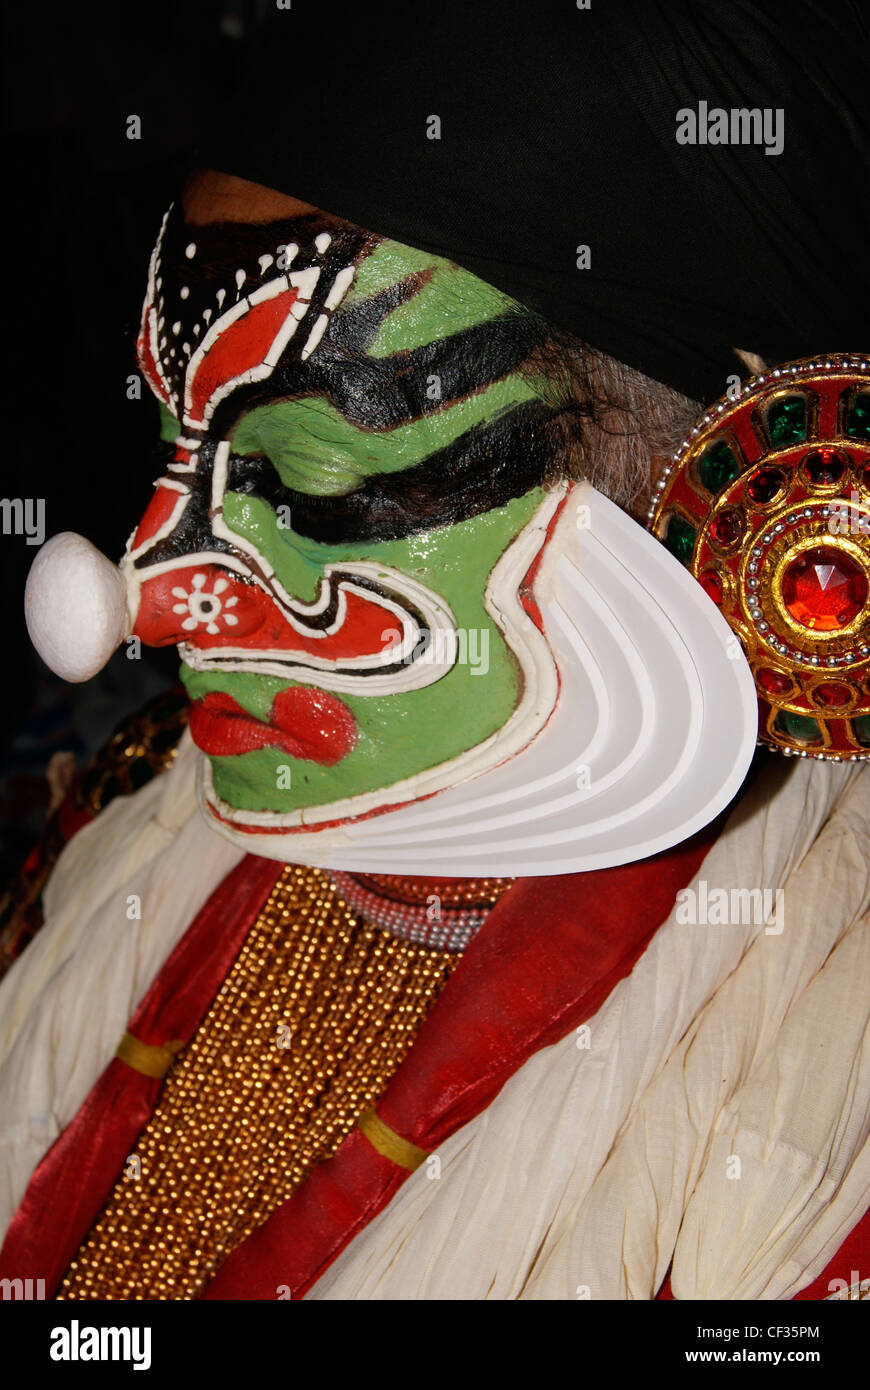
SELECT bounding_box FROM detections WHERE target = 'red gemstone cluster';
[780,547,867,631]
[650,355,870,760]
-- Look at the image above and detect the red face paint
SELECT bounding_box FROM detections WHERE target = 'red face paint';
[132,563,407,661]
[189,688,358,765]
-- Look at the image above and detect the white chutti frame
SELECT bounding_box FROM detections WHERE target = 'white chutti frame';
[200,481,758,876]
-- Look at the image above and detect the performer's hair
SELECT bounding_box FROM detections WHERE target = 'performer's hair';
[522,319,701,517]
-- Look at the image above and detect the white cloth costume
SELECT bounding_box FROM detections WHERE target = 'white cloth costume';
[0,739,867,1299]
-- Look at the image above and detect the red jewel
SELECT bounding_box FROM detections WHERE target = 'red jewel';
[780,546,868,631]
[862,463,870,491]
[709,508,744,548]
[699,570,724,604]
[812,681,852,708]
[803,448,846,486]
[746,467,785,504]
[756,667,793,696]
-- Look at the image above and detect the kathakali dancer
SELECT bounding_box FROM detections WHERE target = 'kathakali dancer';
[1,0,869,1300]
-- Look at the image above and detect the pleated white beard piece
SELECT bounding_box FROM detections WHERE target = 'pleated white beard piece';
[202,480,758,875]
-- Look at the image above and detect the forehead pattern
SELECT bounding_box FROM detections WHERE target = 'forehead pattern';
[137,204,370,433]
[131,204,564,551]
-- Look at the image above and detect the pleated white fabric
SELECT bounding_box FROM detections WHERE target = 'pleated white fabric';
[0,732,244,1242]
[672,916,870,1300]
[310,757,870,1300]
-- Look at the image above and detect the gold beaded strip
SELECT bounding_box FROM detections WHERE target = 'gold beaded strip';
[59,865,458,1301]
[355,875,514,907]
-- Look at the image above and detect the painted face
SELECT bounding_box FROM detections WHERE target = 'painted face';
[128,202,570,838]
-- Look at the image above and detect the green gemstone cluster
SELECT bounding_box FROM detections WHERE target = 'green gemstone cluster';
[766,395,807,446]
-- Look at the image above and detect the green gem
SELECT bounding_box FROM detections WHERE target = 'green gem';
[766,396,807,446]
[851,714,870,747]
[774,709,821,745]
[128,757,155,790]
[697,439,740,493]
[662,514,697,565]
[846,392,870,441]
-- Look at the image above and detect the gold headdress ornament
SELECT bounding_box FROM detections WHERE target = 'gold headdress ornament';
[650,354,870,761]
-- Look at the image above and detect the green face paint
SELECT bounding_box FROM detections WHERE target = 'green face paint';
[180,485,546,813]
[128,202,567,835]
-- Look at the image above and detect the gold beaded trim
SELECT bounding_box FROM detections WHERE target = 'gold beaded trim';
[59,865,458,1301]
[355,875,514,908]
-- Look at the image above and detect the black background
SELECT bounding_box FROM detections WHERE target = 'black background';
[1,1,270,872]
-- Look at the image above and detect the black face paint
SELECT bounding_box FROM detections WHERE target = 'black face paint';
[224,399,563,544]
[138,203,566,559]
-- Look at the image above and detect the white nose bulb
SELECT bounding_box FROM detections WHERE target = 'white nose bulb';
[25,532,131,683]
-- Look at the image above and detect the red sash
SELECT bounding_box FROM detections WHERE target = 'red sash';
[0,854,281,1292]
[1,825,718,1299]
